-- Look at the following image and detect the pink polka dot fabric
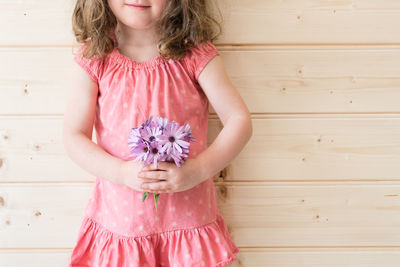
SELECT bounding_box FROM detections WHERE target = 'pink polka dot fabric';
[68,28,239,267]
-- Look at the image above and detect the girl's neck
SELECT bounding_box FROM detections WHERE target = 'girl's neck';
[115,23,159,48]
[113,23,161,63]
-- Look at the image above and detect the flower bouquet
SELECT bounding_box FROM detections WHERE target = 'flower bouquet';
[128,115,195,212]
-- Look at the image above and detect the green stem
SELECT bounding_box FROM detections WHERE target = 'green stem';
[142,191,149,202]
[154,193,160,212]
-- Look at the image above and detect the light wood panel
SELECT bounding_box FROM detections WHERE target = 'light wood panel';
[0,48,73,115]
[220,46,400,113]
[219,0,400,44]
[1,115,399,182]
[1,249,400,267]
[0,116,87,182]
[211,114,400,181]
[216,182,400,246]
[1,183,400,248]
[235,249,400,267]
[0,251,72,267]
[2,0,400,45]
[1,47,400,115]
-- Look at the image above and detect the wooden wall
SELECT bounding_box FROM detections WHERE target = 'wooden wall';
[1,0,400,266]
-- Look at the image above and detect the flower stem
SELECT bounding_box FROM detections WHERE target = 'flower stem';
[142,191,149,202]
[154,193,160,212]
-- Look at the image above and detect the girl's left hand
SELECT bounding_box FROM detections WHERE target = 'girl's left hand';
[137,159,205,193]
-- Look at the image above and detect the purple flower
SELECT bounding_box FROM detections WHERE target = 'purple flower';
[141,123,162,143]
[156,116,168,130]
[144,116,154,127]
[144,141,164,168]
[161,146,185,167]
[183,123,196,142]
[158,122,190,155]
[130,139,149,162]
[128,127,142,147]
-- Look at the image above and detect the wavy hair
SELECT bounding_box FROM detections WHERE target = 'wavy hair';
[72,0,223,61]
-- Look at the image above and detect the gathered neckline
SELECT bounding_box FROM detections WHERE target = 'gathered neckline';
[108,27,170,69]
[109,47,168,69]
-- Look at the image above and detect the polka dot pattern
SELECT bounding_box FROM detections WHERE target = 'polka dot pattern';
[69,28,238,266]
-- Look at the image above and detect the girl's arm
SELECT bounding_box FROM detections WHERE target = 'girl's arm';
[195,55,253,182]
[62,61,127,185]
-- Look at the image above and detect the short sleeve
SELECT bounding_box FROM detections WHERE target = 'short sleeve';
[184,40,220,81]
[73,44,101,83]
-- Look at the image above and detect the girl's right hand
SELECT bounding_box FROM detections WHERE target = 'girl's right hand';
[118,160,159,192]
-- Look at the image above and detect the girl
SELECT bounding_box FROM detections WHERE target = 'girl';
[63,0,252,266]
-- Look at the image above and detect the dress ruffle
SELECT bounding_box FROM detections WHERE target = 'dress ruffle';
[68,213,239,267]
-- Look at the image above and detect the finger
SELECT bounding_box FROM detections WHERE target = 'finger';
[146,189,169,194]
[141,161,172,172]
[140,164,153,172]
[143,187,170,194]
[138,177,161,183]
[141,181,171,191]
[138,170,168,180]
[141,162,165,171]
[155,161,172,170]
[141,166,164,172]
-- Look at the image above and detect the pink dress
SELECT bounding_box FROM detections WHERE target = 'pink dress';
[68,28,239,267]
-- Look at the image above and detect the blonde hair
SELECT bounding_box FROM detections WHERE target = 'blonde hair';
[72,0,222,61]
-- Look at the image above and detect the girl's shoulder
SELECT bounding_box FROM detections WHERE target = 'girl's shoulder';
[73,43,105,84]
[181,40,220,82]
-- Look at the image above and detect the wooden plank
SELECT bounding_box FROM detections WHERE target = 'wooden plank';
[218,46,400,114]
[0,47,72,115]
[0,116,92,182]
[0,183,92,248]
[1,0,400,45]
[218,0,400,44]
[1,182,400,247]
[1,248,400,267]
[1,115,400,182]
[1,0,74,46]
[210,114,400,181]
[216,182,400,246]
[0,250,72,267]
[1,47,400,114]
[235,249,400,267]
